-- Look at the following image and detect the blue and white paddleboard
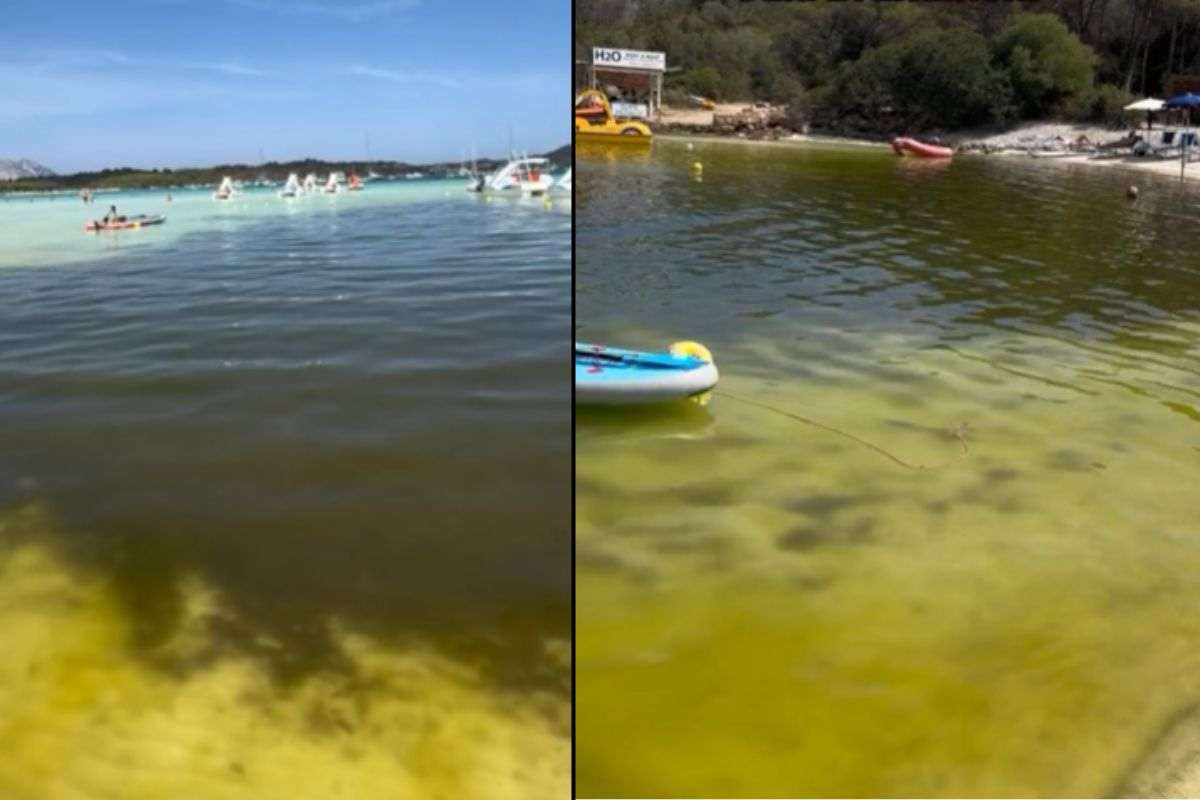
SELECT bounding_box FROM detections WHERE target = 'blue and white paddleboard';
[575,342,719,405]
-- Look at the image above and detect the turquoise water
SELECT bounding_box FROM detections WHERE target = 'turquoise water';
[576,138,1200,797]
[0,179,568,268]
[0,179,570,797]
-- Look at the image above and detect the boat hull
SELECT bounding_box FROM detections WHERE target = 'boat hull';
[575,343,718,405]
[892,137,953,158]
[84,214,166,232]
[575,129,653,145]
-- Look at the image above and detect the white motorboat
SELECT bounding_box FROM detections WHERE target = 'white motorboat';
[473,156,555,197]
[552,167,572,193]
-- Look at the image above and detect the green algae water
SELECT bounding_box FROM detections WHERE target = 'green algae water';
[0,181,570,798]
[575,138,1200,797]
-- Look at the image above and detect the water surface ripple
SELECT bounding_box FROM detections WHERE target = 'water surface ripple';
[0,184,570,798]
[577,139,1200,798]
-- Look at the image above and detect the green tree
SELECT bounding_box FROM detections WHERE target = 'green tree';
[678,66,723,99]
[829,27,1013,130]
[994,13,1097,118]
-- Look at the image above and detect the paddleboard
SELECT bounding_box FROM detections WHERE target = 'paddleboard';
[575,342,719,405]
[84,214,166,232]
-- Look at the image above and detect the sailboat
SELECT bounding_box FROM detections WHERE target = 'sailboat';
[212,176,235,201]
[323,172,343,194]
[279,173,302,198]
[303,173,319,194]
[347,173,363,191]
[464,145,485,192]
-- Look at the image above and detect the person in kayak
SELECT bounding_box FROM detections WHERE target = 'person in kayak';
[102,205,126,224]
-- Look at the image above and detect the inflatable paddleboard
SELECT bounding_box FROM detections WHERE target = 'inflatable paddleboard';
[575,341,719,405]
[84,214,166,232]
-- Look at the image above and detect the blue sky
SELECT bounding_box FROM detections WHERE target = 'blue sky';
[1,0,569,173]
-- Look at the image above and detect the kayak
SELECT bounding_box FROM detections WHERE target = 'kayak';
[575,341,719,405]
[84,214,166,232]
[892,137,954,158]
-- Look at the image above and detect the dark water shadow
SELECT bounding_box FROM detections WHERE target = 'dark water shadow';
[0,203,571,715]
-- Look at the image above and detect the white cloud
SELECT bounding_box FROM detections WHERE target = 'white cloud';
[225,0,420,21]
[345,65,562,95]
[0,68,220,119]
[0,48,267,79]
[345,65,462,89]
[175,60,267,77]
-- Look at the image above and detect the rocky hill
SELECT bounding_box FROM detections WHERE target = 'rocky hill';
[0,159,56,181]
[540,144,572,169]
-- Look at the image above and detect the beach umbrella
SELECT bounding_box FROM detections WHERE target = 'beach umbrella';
[1124,98,1165,111]
[1124,97,1164,129]
[1164,93,1200,109]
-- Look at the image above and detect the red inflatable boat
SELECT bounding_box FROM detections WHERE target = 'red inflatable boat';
[892,137,953,159]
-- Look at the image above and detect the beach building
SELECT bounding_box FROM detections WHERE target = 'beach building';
[575,47,666,120]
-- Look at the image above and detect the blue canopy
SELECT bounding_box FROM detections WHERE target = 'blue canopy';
[1165,93,1200,108]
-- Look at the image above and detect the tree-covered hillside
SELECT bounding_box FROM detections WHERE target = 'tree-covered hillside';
[1,146,572,194]
[576,0,1200,133]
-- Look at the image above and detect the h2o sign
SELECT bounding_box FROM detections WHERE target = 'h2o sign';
[592,48,666,71]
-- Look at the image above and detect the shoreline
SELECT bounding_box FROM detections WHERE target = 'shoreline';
[656,128,1200,184]
[657,131,889,150]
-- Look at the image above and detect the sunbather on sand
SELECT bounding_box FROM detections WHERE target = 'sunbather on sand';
[1099,131,1143,149]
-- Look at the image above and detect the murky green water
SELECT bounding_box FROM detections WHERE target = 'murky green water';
[575,138,1200,797]
[0,182,570,798]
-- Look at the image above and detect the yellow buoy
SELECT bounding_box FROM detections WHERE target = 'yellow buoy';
[691,161,703,173]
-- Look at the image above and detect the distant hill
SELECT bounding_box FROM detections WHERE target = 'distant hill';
[540,145,572,169]
[0,159,56,181]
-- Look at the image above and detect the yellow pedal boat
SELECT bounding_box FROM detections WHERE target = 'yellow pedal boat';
[575,89,652,144]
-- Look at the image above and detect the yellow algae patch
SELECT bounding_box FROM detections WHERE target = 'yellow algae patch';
[577,328,1200,796]
[0,511,568,800]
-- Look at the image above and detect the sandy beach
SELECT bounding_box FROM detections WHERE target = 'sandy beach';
[657,113,1200,185]
[961,120,1200,184]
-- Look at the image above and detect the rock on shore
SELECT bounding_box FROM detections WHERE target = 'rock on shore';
[954,122,1127,154]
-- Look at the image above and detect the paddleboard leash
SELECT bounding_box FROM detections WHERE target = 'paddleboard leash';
[714,390,971,471]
